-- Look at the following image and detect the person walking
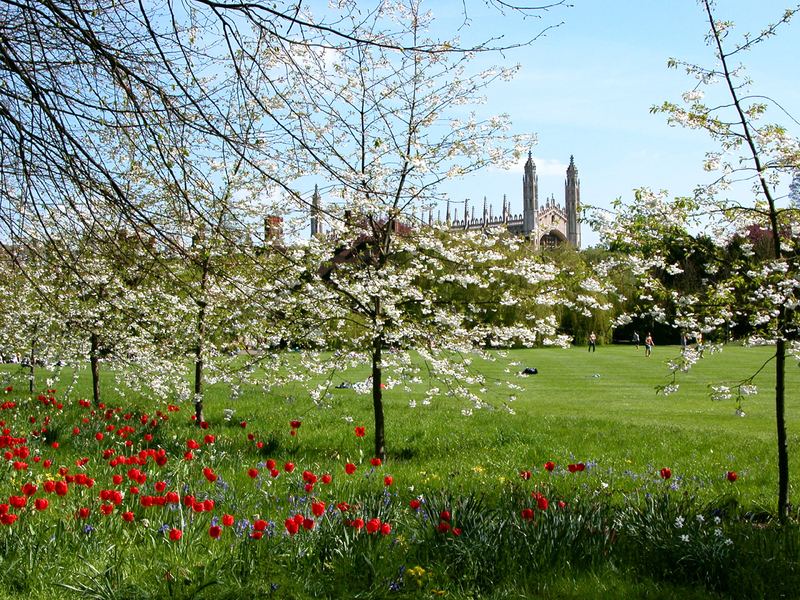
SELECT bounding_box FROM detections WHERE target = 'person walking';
[588,331,597,353]
[644,333,653,357]
[632,331,640,350]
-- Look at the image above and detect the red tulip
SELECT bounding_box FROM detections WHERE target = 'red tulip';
[222,514,234,527]
[522,508,534,520]
[366,518,381,533]
[248,468,259,479]
[659,468,672,480]
[370,458,381,467]
[354,426,365,437]
[410,500,421,510]
[544,462,555,472]
[345,463,357,475]
[169,528,182,541]
[727,472,738,482]
[209,526,221,539]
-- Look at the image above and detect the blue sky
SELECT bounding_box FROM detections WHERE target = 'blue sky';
[434,0,800,247]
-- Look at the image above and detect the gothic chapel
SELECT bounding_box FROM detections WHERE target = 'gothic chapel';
[446,153,581,249]
[309,153,581,250]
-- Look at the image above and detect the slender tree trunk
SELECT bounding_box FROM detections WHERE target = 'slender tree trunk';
[776,332,789,523]
[193,248,210,424]
[372,302,386,462]
[91,332,101,407]
[28,339,35,394]
[195,302,206,424]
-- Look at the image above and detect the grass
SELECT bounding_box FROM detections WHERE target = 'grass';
[0,342,797,599]
[198,343,794,508]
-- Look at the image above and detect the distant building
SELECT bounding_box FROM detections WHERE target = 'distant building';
[309,154,581,250]
[446,153,581,249]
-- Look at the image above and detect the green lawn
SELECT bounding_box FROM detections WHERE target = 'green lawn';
[204,343,795,510]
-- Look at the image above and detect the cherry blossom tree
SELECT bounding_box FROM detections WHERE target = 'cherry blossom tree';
[596,1,800,522]
[255,1,602,462]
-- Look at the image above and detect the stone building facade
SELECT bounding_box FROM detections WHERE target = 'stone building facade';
[446,153,581,249]
[310,154,581,250]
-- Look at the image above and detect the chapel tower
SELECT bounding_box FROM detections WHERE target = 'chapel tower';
[565,156,581,248]
[310,185,321,237]
[522,151,538,237]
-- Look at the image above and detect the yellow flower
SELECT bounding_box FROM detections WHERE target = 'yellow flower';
[407,566,426,578]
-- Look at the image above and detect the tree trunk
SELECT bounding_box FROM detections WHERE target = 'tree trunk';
[194,303,206,424]
[28,339,35,394]
[193,248,210,425]
[91,332,101,407]
[372,331,386,462]
[776,336,789,523]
